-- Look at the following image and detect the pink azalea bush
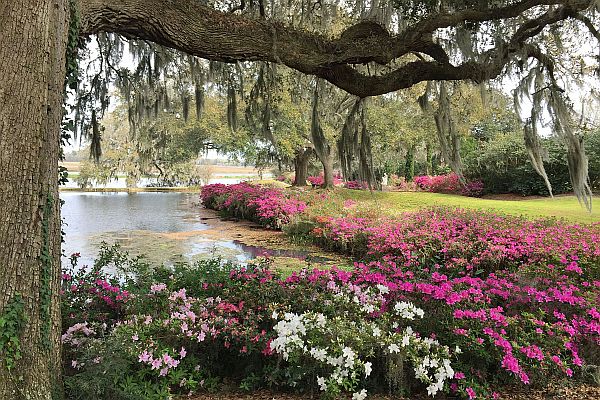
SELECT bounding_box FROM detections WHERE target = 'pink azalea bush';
[200,182,306,229]
[414,173,484,197]
[307,175,325,186]
[310,207,600,277]
[344,180,369,190]
[307,173,344,187]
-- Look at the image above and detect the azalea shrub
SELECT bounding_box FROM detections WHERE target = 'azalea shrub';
[414,173,484,197]
[200,182,307,229]
[309,207,600,277]
[63,237,599,400]
[344,180,369,190]
[307,174,344,187]
[307,175,325,186]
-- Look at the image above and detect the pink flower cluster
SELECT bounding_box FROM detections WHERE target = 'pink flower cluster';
[414,173,484,197]
[138,348,186,377]
[344,180,369,190]
[200,183,307,229]
[307,174,344,187]
[313,207,600,277]
[307,175,324,186]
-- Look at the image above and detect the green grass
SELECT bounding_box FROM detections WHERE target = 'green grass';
[337,189,600,223]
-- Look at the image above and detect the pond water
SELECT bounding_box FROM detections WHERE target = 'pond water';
[61,174,272,189]
[60,191,323,268]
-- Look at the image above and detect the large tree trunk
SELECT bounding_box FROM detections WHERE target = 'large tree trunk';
[425,142,433,175]
[0,0,68,398]
[321,155,335,188]
[310,81,335,188]
[293,147,312,187]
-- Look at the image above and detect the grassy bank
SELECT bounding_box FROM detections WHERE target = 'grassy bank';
[336,190,600,223]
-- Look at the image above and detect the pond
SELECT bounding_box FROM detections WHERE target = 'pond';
[60,191,329,268]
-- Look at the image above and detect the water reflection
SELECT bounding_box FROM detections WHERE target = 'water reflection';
[60,192,329,267]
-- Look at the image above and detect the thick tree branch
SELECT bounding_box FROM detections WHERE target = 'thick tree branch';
[78,0,596,97]
[411,0,583,33]
[571,13,600,42]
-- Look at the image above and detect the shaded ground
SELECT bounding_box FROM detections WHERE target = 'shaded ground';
[185,383,600,399]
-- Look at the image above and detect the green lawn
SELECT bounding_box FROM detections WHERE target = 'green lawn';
[338,190,600,223]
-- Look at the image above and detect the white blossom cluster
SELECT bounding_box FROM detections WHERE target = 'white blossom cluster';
[269,312,309,360]
[331,282,387,315]
[388,326,456,397]
[394,301,425,320]
[270,311,370,400]
[269,300,455,399]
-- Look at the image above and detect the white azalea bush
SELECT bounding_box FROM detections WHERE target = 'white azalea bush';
[269,289,458,399]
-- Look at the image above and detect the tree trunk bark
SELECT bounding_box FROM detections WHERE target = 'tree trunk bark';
[310,81,335,188]
[293,147,312,186]
[321,154,335,188]
[426,142,433,175]
[0,0,68,398]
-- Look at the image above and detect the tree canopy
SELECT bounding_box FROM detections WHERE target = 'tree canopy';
[72,0,600,204]
[77,0,600,96]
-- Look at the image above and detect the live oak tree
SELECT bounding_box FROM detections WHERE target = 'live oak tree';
[1,0,600,398]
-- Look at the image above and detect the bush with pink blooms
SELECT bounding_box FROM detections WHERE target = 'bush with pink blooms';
[414,173,484,197]
[344,180,369,190]
[310,207,600,277]
[307,175,325,186]
[307,174,344,187]
[62,242,599,400]
[200,182,306,229]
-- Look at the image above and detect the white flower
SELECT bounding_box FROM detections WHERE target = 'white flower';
[454,345,462,354]
[364,361,372,377]
[362,304,376,314]
[388,343,400,354]
[376,284,389,294]
[310,347,327,362]
[315,313,326,327]
[352,389,368,400]
[394,301,425,320]
[272,311,278,320]
[401,334,410,347]
[426,383,439,396]
[342,346,355,360]
[327,355,343,367]
[372,326,381,337]
[317,376,327,391]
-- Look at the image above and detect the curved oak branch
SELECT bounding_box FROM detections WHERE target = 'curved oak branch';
[78,0,596,97]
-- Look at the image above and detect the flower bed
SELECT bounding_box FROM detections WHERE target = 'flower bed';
[307,174,344,187]
[344,180,369,190]
[62,245,600,400]
[311,207,600,277]
[200,182,307,229]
